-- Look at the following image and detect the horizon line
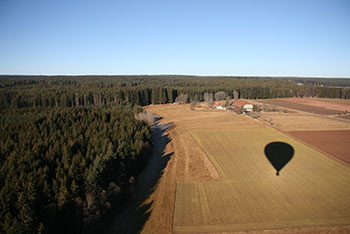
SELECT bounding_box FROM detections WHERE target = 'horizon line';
[1,74,350,79]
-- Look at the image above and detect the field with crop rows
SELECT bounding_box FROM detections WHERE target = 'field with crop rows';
[138,103,350,234]
[173,129,350,232]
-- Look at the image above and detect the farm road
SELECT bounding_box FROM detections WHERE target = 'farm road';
[107,120,173,234]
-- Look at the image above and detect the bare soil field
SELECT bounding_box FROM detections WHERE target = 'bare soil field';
[286,130,350,166]
[174,129,350,232]
[122,104,350,234]
[257,99,342,115]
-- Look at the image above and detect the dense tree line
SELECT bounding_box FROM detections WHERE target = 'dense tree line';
[0,106,153,233]
[1,76,349,110]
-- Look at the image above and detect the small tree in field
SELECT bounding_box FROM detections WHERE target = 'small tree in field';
[225,96,231,107]
[175,93,188,104]
[253,104,259,112]
[190,95,199,110]
[233,90,239,100]
[190,101,198,110]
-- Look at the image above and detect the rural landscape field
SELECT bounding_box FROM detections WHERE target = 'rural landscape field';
[2,75,350,233]
[140,98,350,234]
[2,1,350,233]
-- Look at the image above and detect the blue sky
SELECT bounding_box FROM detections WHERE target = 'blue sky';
[0,0,349,77]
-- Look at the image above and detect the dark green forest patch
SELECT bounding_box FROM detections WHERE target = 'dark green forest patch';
[0,106,153,233]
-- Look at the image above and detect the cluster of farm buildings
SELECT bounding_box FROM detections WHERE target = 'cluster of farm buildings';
[213,99,253,113]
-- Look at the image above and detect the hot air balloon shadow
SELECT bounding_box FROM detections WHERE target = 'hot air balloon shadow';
[264,142,294,176]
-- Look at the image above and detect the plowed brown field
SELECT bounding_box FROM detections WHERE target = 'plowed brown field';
[287,130,350,166]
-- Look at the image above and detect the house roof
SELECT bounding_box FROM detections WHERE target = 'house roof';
[232,99,251,107]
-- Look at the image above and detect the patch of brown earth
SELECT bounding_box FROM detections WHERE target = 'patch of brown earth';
[286,130,350,166]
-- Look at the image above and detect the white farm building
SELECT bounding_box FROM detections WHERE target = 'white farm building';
[243,104,253,112]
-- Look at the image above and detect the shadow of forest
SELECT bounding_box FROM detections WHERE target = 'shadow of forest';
[107,120,173,234]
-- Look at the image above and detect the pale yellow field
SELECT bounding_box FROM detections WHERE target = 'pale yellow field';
[259,112,350,131]
[139,104,266,233]
[173,129,350,232]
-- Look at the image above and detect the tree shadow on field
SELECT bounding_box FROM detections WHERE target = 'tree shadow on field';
[107,120,173,234]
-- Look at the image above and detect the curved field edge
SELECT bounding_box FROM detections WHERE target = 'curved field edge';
[173,129,350,232]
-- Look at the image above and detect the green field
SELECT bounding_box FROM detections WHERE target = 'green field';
[173,129,350,232]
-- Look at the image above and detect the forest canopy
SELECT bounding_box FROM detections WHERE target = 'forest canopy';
[0,105,153,233]
[0,75,349,110]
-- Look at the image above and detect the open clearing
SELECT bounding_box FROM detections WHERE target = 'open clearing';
[138,103,349,233]
[173,129,350,232]
[286,130,350,166]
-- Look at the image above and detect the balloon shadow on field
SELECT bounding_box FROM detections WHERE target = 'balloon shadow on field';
[264,142,294,176]
[107,120,173,234]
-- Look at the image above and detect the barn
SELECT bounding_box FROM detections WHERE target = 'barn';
[243,104,253,112]
[232,100,252,113]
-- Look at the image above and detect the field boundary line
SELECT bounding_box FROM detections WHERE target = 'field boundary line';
[171,182,178,233]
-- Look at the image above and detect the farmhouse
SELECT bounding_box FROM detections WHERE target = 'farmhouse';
[232,99,252,113]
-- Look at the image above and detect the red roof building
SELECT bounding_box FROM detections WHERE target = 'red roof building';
[232,99,251,107]
[213,101,221,107]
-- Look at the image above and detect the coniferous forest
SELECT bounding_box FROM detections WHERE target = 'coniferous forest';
[0,105,153,234]
[0,75,349,233]
[1,75,350,110]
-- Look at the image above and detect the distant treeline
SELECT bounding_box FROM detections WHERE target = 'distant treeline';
[0,106,153,233]
[0,75,350,110]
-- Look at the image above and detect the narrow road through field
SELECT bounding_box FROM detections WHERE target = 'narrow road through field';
[107,121,172,234]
